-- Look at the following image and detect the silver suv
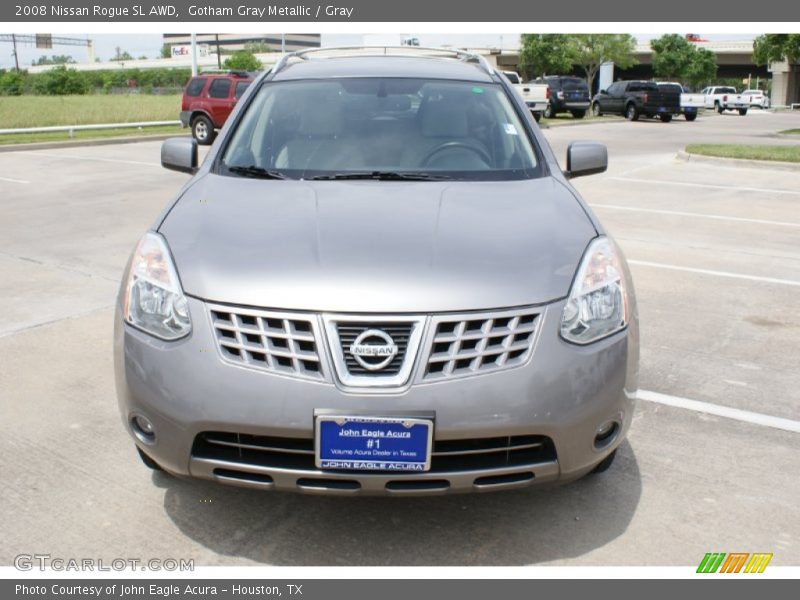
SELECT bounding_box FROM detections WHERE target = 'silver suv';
[115,47,639,495]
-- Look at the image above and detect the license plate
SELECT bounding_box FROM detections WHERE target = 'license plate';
[315,415,433,472]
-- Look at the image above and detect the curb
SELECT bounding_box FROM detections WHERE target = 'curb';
[0,132,190,153]
[676,150,800,172]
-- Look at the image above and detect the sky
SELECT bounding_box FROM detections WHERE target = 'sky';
[0,32,758,70]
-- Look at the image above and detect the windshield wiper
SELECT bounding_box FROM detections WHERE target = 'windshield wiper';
[310,171,455,181]
[226,165,288,180]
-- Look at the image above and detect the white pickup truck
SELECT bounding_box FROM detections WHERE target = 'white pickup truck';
[701,86,749,116]
[501,71,550,122]
[657,82,704,121]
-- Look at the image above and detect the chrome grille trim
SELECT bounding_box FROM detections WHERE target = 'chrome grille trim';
[323,314,426,388]
[208,304,326,381]
[421,308,540,381]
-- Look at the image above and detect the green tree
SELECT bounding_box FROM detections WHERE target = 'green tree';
[753,34,800,65]
[650,34,695,80]
[160,43,172,59]
[572,34,637,93]
[112,47,134,62]
[32,66,90,95]
[685,47,717,90]
[518,34,576,80]
[0,69,26,95]
[223,50,262,71]
[34,55,75,66]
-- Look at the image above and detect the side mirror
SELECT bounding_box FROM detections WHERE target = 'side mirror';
[161,137,198,174]
[565,141,607,179]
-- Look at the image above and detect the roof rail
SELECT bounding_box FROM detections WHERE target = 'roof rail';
[199,69,254,77]
[270,46,496,78]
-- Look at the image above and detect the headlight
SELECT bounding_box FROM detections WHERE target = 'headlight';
[560,236,629,344]
[122,232,191,341]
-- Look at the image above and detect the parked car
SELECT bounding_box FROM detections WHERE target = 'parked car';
[501,71,550,121]
[657,82,703,121]
[701,86,749,115]
[534,75,591,119]
[592,80,681,122]
[118,47,638,496]
[742,89,770,109]
[180,70,254,144]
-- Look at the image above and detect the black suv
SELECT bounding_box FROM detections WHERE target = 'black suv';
[534,76,591,119]
[592,80,681,122]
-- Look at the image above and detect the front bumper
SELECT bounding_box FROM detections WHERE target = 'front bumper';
[115,297,639,495]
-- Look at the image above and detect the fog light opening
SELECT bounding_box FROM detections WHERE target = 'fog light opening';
[594,420,620,449]
[131,414,156,444]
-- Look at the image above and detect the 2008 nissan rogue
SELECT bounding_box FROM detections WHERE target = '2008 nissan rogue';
[114,47,639,495]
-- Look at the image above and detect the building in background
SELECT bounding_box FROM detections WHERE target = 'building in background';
[162,33,320,54]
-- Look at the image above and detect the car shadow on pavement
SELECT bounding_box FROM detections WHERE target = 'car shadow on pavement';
[157,440,641,565]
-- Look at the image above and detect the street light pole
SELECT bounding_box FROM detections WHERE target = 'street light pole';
[11,33,19,71]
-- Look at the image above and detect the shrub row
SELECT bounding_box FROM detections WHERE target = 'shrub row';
[0,66,193,96]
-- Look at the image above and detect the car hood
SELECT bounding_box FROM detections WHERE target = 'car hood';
[160,174,596,313]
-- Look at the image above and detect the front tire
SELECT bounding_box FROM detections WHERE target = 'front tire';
[591,449,618,474]
[738,108,748,116]
[544,103,555,119]
[191,114,216,145]
[137,447,163,471]
[532,111,541,123]
[592,102,602,117]
[625,103,640,121]
[685,112,697,121]
[659,114,673,122]
[571,109,586,119]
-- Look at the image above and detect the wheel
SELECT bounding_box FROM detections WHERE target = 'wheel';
[543,102,555,119]
[625,103,640,121]
[191,114,216,145]
[591,449,617,474]
[137,447,163,471]
[715,102,724,114]
[570,109,586,119]
[532,111,541,123]
[738,108,748,116]
[685,112,697,122]
[659,114,673,122]
[592,102,602,117]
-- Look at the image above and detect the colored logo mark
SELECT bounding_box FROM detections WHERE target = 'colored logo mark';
[697,552,773,573]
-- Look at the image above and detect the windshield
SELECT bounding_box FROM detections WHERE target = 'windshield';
[220,78,541,181]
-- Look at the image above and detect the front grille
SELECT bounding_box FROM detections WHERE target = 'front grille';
[192,431,556,474]
[209,305,324,380]
[336,322,414,376]
[423,309,539,381]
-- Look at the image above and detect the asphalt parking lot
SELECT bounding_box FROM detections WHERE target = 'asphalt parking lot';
[1,109,798,566]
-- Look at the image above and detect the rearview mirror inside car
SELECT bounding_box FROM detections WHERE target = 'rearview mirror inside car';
[161,137,198,174]
[565,141,608,179]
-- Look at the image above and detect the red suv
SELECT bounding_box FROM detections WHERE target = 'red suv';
[180,71,253,145]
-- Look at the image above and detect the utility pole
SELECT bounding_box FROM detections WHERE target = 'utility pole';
[215,34,221,69]
[190,32,197,76]
[11,33,19,71]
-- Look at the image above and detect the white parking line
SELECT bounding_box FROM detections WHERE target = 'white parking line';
[628,259,800,288]
[12,151,160,167]
[638,389,800,434]
[590,203,800,229]
[0,176,29,184]
[608,176,800,196]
